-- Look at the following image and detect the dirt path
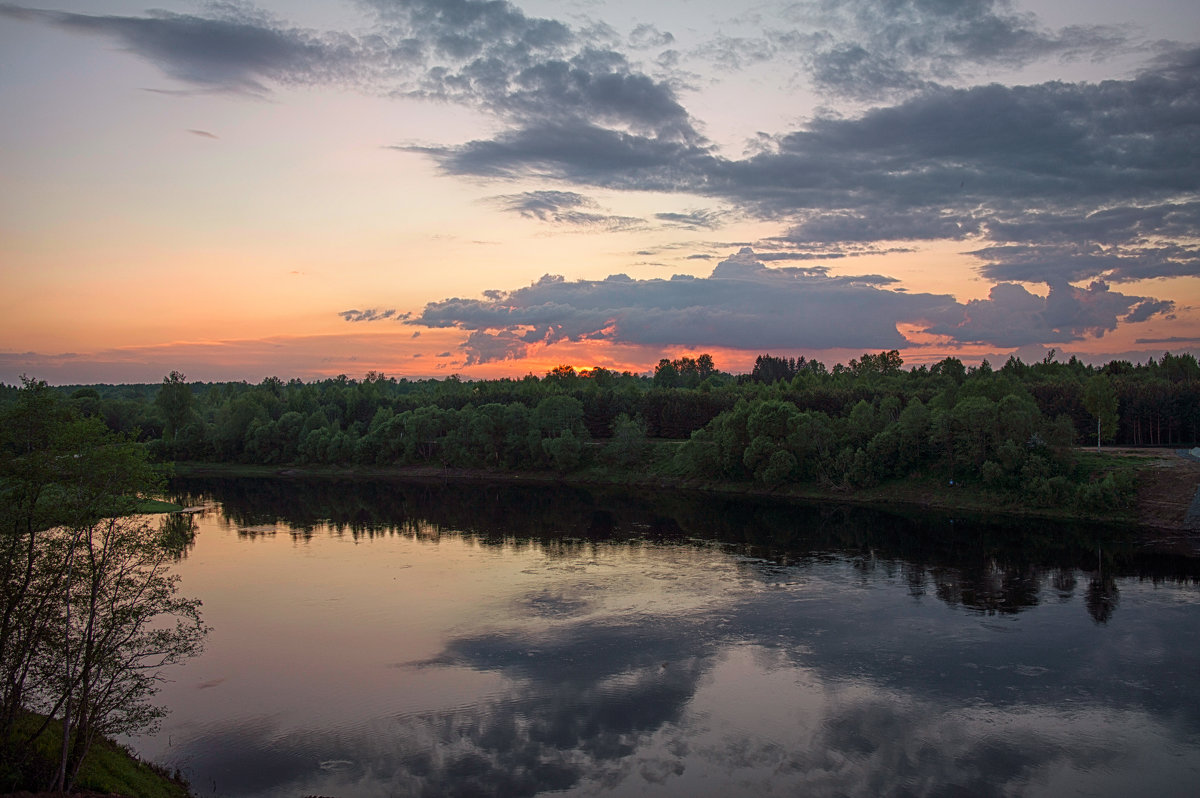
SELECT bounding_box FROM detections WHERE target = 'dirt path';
[1110,448,1200,531]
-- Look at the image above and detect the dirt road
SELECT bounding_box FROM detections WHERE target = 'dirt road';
[1113,448,1200,531]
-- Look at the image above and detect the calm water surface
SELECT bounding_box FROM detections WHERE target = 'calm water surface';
[133,479,1200,797]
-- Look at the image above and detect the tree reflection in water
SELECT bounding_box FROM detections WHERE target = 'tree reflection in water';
[150,477,1200,798]
[172,475,1198,622]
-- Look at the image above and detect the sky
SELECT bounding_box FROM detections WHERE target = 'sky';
[1,0,1198,384]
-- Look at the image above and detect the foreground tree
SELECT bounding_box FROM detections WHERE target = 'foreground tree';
[0,379,206,791]
[44,514,206,789]
[0,381,68,731]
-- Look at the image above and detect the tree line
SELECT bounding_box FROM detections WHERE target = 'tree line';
[3,350,1198,507]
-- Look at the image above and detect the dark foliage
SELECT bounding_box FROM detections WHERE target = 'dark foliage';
[4,350,1195,507]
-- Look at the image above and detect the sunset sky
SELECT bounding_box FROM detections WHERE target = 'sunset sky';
[2,0,1197,384]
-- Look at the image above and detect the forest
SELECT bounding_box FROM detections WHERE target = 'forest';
[3,350,1199,514]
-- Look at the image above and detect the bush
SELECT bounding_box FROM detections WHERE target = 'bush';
[542,429,582,472]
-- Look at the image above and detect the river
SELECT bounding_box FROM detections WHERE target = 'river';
[129,477,1200,797]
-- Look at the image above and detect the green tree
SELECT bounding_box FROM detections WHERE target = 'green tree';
[743,400,803,486]
[653,359,680,389]
[846,400,879,446]
[931,357,966,384]
[0,379,76,752]
[0,379,205,791]
[604,414,649,467]
[532,395,585,438]
[544,364,579,390]
[153,371,196,443]
[950,396,999,469]
[897,398,930,466]
[1083,374,1119,450]
[541,429,583,472]
[212,395,267,460]
[788,410,835,482]
[402,406,449,462]
[46,511,206,789]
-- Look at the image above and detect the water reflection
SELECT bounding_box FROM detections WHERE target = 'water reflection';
[159,509,199,559]
[171,477,1200,614]
[142,478,1200,797]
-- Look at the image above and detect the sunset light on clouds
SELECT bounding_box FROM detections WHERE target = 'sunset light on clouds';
[1,0,1198,383]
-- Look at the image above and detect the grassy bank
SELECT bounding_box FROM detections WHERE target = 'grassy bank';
[3,713,191,798]
[136,498,185,513]
[168,443,1159,527]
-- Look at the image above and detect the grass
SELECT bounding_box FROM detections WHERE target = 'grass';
[135,498,184,514]
[75,735,190,798]
[4,712,191,797]
[1074,449,1155,472]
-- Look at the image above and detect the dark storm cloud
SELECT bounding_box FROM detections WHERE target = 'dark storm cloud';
[409,250,1171,362]
[784,208,983,243]
[972,242,1200,283]
[492,190,592,219]
[757,251,847,261]
[360,0,700,142]
[1125,299,1175,323]
[0,3,357,93]
[653,209,724,230]
[425,49,1200,208]
[1137,336,1200,345]
[968,201,1200,283]
[459,330,528,365]
[438,49,699,140]
[488,190,643,230]
[420,49,1198,288]
[409,248,958,363]
[779,0,1131,98]
[724,59,1200,216]
[679,0,1131,100]
[984,202,1200,247]
[399,118,713,182]
[925,281,1173,347]
[11,1,1193,279]
[360,0,573,62]
[2,0,701,141]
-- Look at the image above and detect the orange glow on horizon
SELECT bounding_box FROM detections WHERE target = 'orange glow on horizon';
[6,319,1198,386]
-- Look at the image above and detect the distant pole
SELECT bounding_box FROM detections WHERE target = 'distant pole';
[1097,416,1101,452]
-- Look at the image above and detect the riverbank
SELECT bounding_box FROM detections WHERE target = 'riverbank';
[3,713,192,798]
[166,446,1192,530]
[1122,447,1200,531]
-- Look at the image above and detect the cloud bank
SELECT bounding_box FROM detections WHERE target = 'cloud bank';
[777,0,1132,98]
[423,50,1200,288]
[393,249,1171,364]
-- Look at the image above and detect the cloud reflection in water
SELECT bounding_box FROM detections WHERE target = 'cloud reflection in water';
[150,481,1200,797]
